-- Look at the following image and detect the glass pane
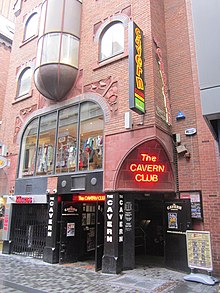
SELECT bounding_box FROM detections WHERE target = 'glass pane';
[41,33,60,64]
[36,37,43,67]
[60,34,79,67]
[39,1,46,37]
[36,112,57,175]
[17,68,32,97]
[24,13,38,40]
[56,105,79,174]
[100,22,124,60]
[45,0,63,34]
[19,118,38,177]
[79,102,104,171]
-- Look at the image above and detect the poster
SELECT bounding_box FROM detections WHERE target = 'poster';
[186,230,213,271]
[66,223,75,237]
[168,212,178,229]
[180,191,202,219]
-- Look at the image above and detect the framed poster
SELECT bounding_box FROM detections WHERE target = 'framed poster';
[66,223,75,237]
[168,212,178,229]
[186,230,213,271]
[180,191,203,219]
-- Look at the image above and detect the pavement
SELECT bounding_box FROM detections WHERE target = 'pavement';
[0,252,219,293]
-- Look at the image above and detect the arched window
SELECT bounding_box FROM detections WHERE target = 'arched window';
[18,101,104,177]
[17,67,32,98]
[24,13,38,41]
[100,22,124,61]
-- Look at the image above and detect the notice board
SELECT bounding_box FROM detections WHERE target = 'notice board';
[186,230,213,271]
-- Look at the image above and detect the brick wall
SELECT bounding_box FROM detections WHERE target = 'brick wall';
[1,0,220,275]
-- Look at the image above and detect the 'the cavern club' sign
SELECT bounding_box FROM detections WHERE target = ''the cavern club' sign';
[129,21,145,115]
[129,153,165,183]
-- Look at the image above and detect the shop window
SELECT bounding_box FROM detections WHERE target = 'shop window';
[79,102,104,171]
[24,13,38,41]
[19,118,39,177]
[56,105,79,174]
[16,67,32,98]
[100,22,124,61]
[36,112,57,176]
[18,101,104,178]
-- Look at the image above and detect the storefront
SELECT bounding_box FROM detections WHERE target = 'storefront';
[2,194,48,258]
[102,138,192,274]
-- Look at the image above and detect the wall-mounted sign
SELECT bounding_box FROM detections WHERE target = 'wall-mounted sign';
[129,21,145,115]
[74,194,105,202]
[129,153,165,183]
[185,128,197,136]
[156,48,172,125]
[180,191,203,219]
[116,139,175,191]
[0,156,7,169]
[186,230,213,271]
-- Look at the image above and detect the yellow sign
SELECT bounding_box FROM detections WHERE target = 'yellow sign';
[186,230,213,271]
[0,156,7,169]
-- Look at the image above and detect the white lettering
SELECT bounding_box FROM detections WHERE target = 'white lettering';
[106,206,113,213]
[107,236,113,242]
[107,200,113,206]
[107,213,113,220]
[107,229,112,235]
[107,221,112,227]
[49,207,53,213]
[119,236,123,242]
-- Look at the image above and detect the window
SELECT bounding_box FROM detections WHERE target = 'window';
[36,112,57,175]
[16,67,32,98]
[100,22,124,61]
[79,102,103,171]
[19,101,104,177]
[24,13,38,41]
[19,118,38,177]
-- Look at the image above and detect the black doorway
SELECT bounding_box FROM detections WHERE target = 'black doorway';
[135,199,164,267]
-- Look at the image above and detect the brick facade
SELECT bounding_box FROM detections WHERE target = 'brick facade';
[1,0,220,275]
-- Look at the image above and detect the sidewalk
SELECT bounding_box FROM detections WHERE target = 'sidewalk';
[0,252,219,293]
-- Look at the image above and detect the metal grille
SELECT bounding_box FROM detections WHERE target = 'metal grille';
[10,204,48,259]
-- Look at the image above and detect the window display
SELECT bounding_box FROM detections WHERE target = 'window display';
[19,101,104,177]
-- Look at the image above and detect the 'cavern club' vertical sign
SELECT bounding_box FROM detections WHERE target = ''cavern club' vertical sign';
[129,21,145,115]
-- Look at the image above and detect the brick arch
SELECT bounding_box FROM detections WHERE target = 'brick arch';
[115,138,175,192]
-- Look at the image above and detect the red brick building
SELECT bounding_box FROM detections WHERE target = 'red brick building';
[1,0,220,276]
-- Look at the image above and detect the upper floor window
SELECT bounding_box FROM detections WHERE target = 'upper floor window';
[100,22,124,61]
[16,67,32,98]
[24,13,38,41]
[18,101,104,177]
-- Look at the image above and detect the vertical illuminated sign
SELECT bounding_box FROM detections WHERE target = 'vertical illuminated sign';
[129,21,145,114]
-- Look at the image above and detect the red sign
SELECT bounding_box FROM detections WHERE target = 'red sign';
[129,153,165,183]
[116,140,175,192]
[16,196,33,203]
[4,214,8,231]
[74,195,106,202]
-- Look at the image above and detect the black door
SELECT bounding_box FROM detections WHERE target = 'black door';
[59,202,80,264]
[95,202,104,271]
[164,199,192,271]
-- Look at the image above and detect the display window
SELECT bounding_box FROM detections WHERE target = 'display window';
[18,101,104,177]
[79,102,103,171]
[19,118,38,177]
[56,105,78,174]
[36,112,57,175]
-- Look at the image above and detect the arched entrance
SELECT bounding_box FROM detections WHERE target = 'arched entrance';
[102,139,191,272]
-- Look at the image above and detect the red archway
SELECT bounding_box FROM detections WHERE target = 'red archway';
[115,139,175,192]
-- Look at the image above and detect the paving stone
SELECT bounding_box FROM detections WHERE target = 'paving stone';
[0,253,219,293]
